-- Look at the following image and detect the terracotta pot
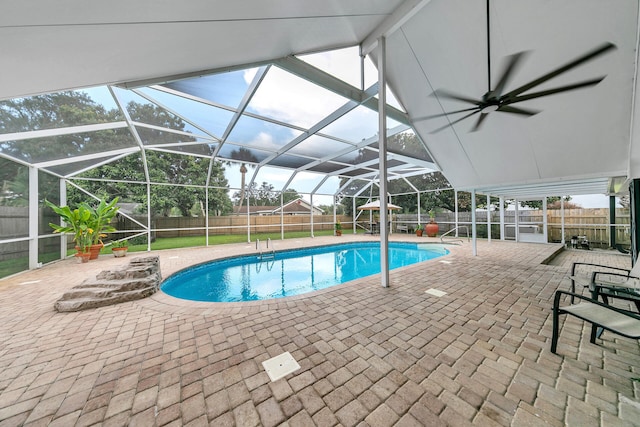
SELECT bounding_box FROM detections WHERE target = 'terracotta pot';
[335,230,342,236]
[75,252,90,263]
[425,221,439,237]
[88,243,103,260]
[112,247,128,257]
[416,229,423,237]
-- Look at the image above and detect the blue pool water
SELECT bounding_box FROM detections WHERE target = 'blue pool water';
[161,242,449,302]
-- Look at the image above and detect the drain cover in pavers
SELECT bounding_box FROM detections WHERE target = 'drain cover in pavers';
[425,288,447,297]
[262,351,300,382]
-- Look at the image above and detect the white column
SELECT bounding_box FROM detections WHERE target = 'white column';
[205,187,209,247]
[454,189,459,237]
[378,35,390,288]
[417,191,421,229]
[499,196,505,241]
[561,196,566,245]
[515,199,520,242]
[246,195,251,243]
[147,183,152,252]
[59,179,67,259]
[352,198,356,234]
[487,194,491,243]
[543,196,548,243]
[28,166,39,269]
[310,194,315,238]
[281,193,285,240]
[471,189,477,256]
[333,198,337,236]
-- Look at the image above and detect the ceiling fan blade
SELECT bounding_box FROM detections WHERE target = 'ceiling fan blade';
[470,113,489,132]
[502,77,605,104]
[432,89,481,105]
[496,105,539,116]
[413,107,480,122]
[429,110,480,134]
[501,42,616,101]
[492,52,528,96]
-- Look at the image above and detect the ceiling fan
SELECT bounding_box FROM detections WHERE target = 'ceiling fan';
[423,0,616,133]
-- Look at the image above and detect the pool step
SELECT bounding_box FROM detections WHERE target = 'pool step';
[54,256,161,312]
[259,251,275,260]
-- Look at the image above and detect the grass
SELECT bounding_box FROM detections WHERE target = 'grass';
[120,230,340,253]
[0,229,366,279]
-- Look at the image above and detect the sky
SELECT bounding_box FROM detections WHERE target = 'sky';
[83,47,615,210]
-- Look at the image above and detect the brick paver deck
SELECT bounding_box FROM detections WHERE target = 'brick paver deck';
[0,235,638,426]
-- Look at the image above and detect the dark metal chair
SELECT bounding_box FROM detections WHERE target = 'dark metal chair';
[551,291,640,354]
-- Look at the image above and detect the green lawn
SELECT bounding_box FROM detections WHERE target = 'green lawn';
[0,230,367,279]
[120,230,340,253]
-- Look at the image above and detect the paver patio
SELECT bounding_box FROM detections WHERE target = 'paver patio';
[0,236,638,426]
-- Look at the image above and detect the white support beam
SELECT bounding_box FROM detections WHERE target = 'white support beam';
[275,56,409,125]
[280,193,285,240]
[260,100,362,167]
[352,197,357,234]
[543,197,548,243]
[561,197,566,245]
[455,189,459,237]
[28,166,39,269]
[59,179,67,259]
[499,196,505,240]
[361,0,432,56]
[378,36,390,288]
[487,194,491,243]
[205,186,209,247]
[0,121,128,143]
[33,147,139,169]
[471,189,477,257]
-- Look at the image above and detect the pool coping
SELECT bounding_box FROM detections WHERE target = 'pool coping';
[144,238,459,315]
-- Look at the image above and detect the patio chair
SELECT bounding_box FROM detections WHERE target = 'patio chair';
[569,260,640,305]
[551,290,640,354]
[590,270,640,312]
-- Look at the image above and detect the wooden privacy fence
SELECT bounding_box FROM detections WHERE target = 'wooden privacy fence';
[115,215,352,238]
[547,208,630,247]
[0,207,60,262]
[396,208,631,248]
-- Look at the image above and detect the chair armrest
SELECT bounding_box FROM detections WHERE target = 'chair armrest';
[591,270,634,281]
[554,291,640,320]
[570,262,630,277]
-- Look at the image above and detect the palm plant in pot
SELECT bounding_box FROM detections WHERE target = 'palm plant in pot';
[45,199,91,251]
[85,197,120,259]
[46,197,120,260]
[335,221,343,236]
[415,223,424,237]
[75,229,93,263]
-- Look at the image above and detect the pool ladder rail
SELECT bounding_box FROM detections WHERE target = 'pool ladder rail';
[256,238,276,261]
[255,238,275,272]
[440,226,470,245]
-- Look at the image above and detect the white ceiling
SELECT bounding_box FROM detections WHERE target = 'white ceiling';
[2,0,639,198]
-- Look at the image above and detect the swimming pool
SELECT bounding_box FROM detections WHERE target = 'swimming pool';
[161,242,449,302]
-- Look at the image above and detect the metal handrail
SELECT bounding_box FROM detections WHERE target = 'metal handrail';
[440,226,470,244]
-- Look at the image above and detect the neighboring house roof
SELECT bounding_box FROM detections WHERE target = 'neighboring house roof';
[233,198,324,215]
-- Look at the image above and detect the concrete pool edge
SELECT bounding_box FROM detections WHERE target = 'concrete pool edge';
[158,241,452,304]
[146,239,458,313]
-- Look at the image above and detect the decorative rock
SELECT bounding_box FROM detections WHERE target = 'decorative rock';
[54,256,161,312]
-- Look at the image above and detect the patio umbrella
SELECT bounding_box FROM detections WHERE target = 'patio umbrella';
[357,200,401,211]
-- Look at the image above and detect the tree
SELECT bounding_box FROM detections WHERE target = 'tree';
[232,183,301,207]
[520,197,572,210]
[0,91,123,163]
[229,147,258,209]
[1,92,233,216]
